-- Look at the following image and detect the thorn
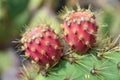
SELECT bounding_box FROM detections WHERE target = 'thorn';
[31,60,36,64]
[69,42,73,47]
[20,38,25,43]
[24,43,28,49]
[78,35,83,40]
[41,50,46,55]
[97,53,104,59]
[46,32,50,37]
[85,41,90,47]
[45,26,49,30]
[77,19,81,25]
[76,3,81,11]
[81,9,84,12]
[85,17,90,21]
[65,6,69,14]
[31,47,36,52]
[81,17,84,21]
[35,57,39,62]
[27,38,32,43]
[24,39,27,43]
[91,68,98,74]
[54,34,58,40]
[32,36,36,40]
[25,52,30,57]
[39,34,43,38]
[67,21,71,27]
[90,18,95,24]
[73,19,76,23]
[52,56,55,61]
[46,63,50,69]
[83,24,88,30]
[88,4,92,10]
[65,17,70,22]
[21,46,25,50]
[73,29,77,35]
[54,45,58,50]
[64,31,68,37]
[41,29,46,33]
[45,41,50,46]
[35,38,40,44]
[89,29,94,35]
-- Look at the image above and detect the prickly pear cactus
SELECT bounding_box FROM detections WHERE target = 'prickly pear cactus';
[18,6,120,80]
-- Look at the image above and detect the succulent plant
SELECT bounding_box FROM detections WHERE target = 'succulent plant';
[35,51,120,80]
[18,5,120,80]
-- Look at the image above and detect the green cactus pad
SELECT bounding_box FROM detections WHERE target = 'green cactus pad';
[35,51,120,80]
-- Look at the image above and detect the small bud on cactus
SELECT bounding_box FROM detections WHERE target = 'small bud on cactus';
[63,9,98,54]
[21,25,63,68]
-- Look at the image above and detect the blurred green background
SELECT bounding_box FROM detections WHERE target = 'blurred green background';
[0,0,120,80]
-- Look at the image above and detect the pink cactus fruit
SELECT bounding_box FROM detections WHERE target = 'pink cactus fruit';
[63,10,98,54]
[21,26,63,68]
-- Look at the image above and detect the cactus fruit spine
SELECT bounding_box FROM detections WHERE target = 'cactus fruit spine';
[63,9,98,54]
[21,25,63,68]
